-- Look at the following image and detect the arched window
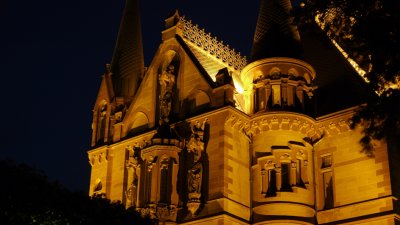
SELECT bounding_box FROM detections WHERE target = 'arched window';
[130,112,149,135]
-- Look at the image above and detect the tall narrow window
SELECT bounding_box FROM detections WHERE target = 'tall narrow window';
[257,88,266,112]
[159,159,172,205]
[323,171,334,209]
[280,163,292,192]
[296,159,305,188]
[321,154,334,209]
[272,85,281,106]
[261,169,267,194]
[144,163,153,205]
[287,86,295,107]
[266,169,277,197]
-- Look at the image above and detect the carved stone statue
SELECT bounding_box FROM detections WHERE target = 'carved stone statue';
[159,64,176,124]
[186,119,208,210]
[125,145,141,208]
[125,166,138,208]
[188,162,202,198]
[187,136,204,162]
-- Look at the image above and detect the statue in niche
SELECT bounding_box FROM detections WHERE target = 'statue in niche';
[187,120,208,209]
[188,137,203,162]
[188,163,202,199]
[159,64,176,124]
[125,145,141,208]
[125,171,138,208]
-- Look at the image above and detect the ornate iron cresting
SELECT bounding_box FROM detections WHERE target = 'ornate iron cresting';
[178,16,248,71]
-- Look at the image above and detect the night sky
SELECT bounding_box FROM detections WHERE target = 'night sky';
[0,0,261,192]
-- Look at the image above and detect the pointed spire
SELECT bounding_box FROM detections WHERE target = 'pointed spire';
[250,0,303,62]
[111,0,144,98]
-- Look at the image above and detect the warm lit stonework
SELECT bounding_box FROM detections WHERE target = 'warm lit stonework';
[87,0,400,224]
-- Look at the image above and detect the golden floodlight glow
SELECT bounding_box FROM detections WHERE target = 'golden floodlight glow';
[234,80,244,94]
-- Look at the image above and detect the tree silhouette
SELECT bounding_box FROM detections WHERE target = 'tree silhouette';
[295,0,400,154]
[0,160,155,225]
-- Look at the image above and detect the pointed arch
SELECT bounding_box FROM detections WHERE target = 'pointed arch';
[182,89,211,117]
[129,112,149,134]
[194,90,211,109]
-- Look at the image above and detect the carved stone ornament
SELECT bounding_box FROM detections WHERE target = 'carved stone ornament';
[187,202,201,216]
[186,119,208,214]
[225,113,325,141]
[188,162,202,200]
[125,178,138,208]
[179,16,247,71]
[89,151,108,166]
[159,64,176,125]
[156,204,177,221]
[140,205,157,219]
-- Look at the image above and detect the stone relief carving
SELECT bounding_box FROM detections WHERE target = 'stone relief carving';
[156,204,177,221]
[89,151,109,166]
[125,174,138,208]
[125,145,141,208]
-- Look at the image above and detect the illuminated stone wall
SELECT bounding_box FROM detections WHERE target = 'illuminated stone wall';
[315,111,395,224]
[87,9,399,225]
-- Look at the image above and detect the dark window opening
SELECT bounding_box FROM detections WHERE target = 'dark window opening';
[323,171,334,209]
[265,169,277,197]
[296,159,306,188]
[280,163,292,192]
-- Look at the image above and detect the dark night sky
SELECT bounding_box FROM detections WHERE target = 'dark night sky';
[0,0,261,191]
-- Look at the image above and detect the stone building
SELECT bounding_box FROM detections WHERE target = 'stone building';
[87,0,400,224]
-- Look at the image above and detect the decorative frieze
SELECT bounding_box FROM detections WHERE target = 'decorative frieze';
[225,113,323,141]
[178,16,247,71]
[88,150,109,166]
[319,118,352,136]
[225,113,353,140]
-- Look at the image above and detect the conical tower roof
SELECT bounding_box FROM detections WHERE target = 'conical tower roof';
[250,0,303,62]
[111,0,144,98]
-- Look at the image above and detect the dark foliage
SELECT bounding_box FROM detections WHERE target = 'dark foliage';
[0,160,155,225]
[295,0,400,153]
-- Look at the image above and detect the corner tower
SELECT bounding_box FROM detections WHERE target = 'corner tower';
[241,0,319,224]
[241,0,315,115]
